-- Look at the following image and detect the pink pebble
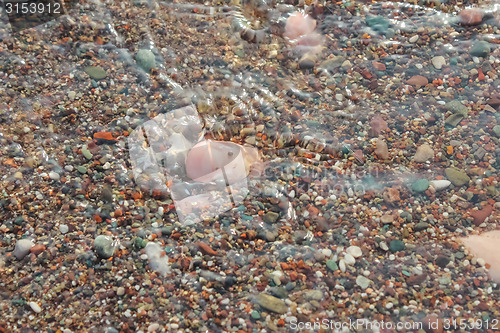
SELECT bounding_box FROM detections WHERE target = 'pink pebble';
[284,12,316,42]
[458,8,484,26]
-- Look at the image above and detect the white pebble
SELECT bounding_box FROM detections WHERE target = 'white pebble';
[477,258,486,267]
[409,35,419,43]
[59,224,69,234]
[49,171,60,180]
[346,245,362,258]
[344,253,356,265]
[148,323,160,332]
[29,301,42,313]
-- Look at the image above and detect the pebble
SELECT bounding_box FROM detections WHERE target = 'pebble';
[431,56,446,70]
[445,167,470,186]
[147,323,160,332]
[470,41,491,58]
[59,224,69,234]
[471,205,493,226]
[389,239,405,252]
[135,49,156,72]
[411,179,429,192]
[445,113,463,127]
[77,166,87,174]
[84,66,107,80]
[344,253,356,265]
[326,259,338,271]
[381,214,394,224]
[262,211,279,224]
[407,75,428,86]
[414,222,429,231]
[13,239,34,260]
[28,302,42,313]
[93,235,116,259]
[459,8,484,25]
[429,180,451,191]
[116,287,125,296]
[446,100,468,116]
[48,171,60,180]
[374,137,389,159]
[356,275,371,289]
[346,245,362,258]
[413,144,434,162]
[493,125,500,138]
[409,35,419,43]
[67,91,76,100]
[256,294,287,314]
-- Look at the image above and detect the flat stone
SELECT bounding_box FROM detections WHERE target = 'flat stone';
[381,214,394,224]
[444,113,464,127]
[84,66,107,80]
[446,100,468,116]
[413,144,434,162]
[262,211,279,224]
[256,294,288,314]
[407,75,428,86]
[471,205,493,226]
[493,125,500,138]
[303,289,323,301]
[389,239,405,252]
[356,275,372,289]
[407,273,427,285]
[411,179,429,192]
[445,167,470,186]
[414,222,429,231]
[319,56,345,71]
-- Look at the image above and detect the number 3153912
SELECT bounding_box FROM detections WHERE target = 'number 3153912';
[5,2,62,15]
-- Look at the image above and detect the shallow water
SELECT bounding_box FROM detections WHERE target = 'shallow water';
[0,0,499,331]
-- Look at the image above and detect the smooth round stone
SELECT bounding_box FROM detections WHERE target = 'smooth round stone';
[431,56,446,69]
[344,253,356,265]
[59,224,69,234]
[429,180,451,191]
[28,301,42,313]
[94,235,116,259]
[13,239,34,260]
[84,66,107,80]
[411,179,429,192]
[77,166,87,174]
[346,245,362,258]
[326,259,338,271]
[49,171,60,180]
[135,49,156,72]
